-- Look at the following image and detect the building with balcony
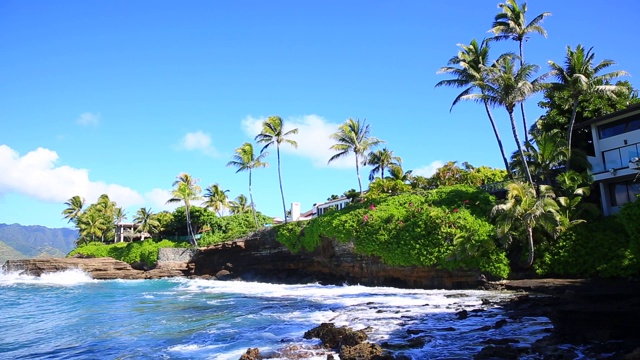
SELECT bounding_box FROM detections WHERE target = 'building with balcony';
[582,103,640,215]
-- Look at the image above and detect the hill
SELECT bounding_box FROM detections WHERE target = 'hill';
[0,223,78,260]
[0,240,28,264]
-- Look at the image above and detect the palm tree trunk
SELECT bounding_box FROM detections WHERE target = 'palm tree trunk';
[185,203,198,247]
[355,155,363,194]
[248,170,259,229]
[566,99,580,172]
[525,226,534,268]
[277,146,288,223]
[518,40,529,145]
[509,111,535,189]
[484,101,511,174]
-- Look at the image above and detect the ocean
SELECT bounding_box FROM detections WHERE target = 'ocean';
[0,269,554,359]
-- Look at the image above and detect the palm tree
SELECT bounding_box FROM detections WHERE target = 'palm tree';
[77,208,108,244]
[328,118,384,194]
[203,183,229,217]
[490,0,551,142]
[227,143,269,229]
[228,194,250,215]
[464,55,546,188]
[62,195,85,224]
[492,182,558,268]
[366,148,402,181]
[166,173,201,246]
[547,45,629,171]
[510,129,569,184]
[436,39,511,173]
[133,207,159,240]
[388,165,413,183]
[255,116,298,223]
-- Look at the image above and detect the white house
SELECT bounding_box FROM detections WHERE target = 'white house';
[582,103,640,216]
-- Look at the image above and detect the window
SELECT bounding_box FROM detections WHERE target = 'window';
[598,115,640,139]
[603,149,623,169]
[609,180,640,206]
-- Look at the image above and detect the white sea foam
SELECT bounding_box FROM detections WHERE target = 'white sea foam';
[0,268,95,287]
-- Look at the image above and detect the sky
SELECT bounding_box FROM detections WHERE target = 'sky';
[1,1,639,229]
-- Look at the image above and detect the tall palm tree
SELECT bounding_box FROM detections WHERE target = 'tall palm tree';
[255,116,298,223]
[547,45,629,171]
[227,143,269,229]
[62,195,85,224]
[436,39,511,173]
[133,207,159,240]
[510,129,570,184]
[328,118,384,194]
[203,183,229,217]
[366,148,402,181]
[492,182,558,268]
[228,194,250,215]
[166,173,201,246]
[388,165,413,183]
[77,208,108,244]
[464,55,546,188]
[490,0,551,142]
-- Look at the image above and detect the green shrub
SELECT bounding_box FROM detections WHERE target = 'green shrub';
[535,216,639,277]
[275,189,509,278]
[68,239,184,267]
[618,197,640,259]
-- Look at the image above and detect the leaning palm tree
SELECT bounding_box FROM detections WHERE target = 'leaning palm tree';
[464,55,546,188]
[547,45,629,171]
[62,195,85,224]
[436,39,511,173]
[490,0,551,142]
[510,129,570,184]
[133,207,159,240]
[366,148,402,181]
[166,173,201,246]
[492,182,558,268]
[203,183,229,217]
[228,194,250,215]
[328,118,384,194]
[227,143,269,229]
[255,116,298,223]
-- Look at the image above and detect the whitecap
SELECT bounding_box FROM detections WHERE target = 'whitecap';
[0,268,95,287]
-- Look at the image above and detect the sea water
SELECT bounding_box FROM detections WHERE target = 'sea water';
[0,270,553,359]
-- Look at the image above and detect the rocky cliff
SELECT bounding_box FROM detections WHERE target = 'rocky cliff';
[2,257,189,280]
[189,228,481,289]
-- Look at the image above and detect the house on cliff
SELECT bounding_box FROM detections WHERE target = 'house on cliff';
[581,103,640,216]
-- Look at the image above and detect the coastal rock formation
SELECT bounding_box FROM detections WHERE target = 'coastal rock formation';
[189,228,480,289]
[2,257,189,280]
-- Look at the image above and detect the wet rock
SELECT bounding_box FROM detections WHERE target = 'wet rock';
[304,323,367,349]
[474,345,523,359]
[493,319,508,329]
[456,310,468,320]
[480,338,520,345]
[239,347,260,360]
[339,342,384,360]
[215,269,234,280]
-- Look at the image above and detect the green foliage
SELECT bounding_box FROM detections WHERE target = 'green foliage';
[198,212,274,247]
[275,188,509,278]
[535,216,639,277]
[618,197,640,259]
[68,239,184,267]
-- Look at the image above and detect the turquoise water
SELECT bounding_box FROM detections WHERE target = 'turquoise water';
[0,270,553,359]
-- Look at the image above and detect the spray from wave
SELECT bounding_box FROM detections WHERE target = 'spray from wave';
[0,268,95,287]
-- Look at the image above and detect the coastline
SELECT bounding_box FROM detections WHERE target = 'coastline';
[3,256,640,358]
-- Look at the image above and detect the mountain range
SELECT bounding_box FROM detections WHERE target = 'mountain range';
[0,223,78,264]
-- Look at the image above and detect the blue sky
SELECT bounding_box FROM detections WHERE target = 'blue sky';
[1,1,638,229]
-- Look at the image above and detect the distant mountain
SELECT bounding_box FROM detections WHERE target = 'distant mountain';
[0,223,78,260]
[0,240,28,264]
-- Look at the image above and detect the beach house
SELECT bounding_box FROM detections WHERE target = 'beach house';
[582,103,640,215]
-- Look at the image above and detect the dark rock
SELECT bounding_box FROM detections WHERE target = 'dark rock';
[474,345,523,359]
[480,338,520,345]
[215,269,234,280]
[304,323,351,349]
[456,310,468,320]
[493,319,508,329]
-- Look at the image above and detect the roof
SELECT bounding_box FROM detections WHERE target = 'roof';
[576,103,640,129]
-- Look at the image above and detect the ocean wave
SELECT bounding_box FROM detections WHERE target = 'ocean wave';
[0,268,95,287]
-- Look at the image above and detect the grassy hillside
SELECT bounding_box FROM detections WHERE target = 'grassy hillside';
[0,223,78,258]
[0,240,28,264]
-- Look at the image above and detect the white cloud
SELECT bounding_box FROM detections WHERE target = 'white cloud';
[412,160,444,177]
[0,145,144,207]
[241,114,354,168]
[178,131,220,157]
[144,188,180,212]
[76,112,100,126]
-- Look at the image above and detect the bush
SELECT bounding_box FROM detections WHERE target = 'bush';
[275,189,509,278]
[535,216,639,277]
[68,239,184,267]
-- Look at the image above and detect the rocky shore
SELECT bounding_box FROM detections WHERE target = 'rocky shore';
[3,231,640,359]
